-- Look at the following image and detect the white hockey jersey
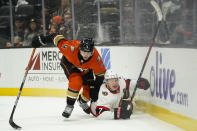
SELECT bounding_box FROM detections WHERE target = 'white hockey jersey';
[90,78,136,117]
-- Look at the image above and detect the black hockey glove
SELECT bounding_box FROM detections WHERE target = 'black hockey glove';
[82,70,95,86]
[32,33,56,48]
[90,86,100,102]
[123,88,130,99]
[136,78,150,90]
[89,76,104,102]
[114,100,133,119]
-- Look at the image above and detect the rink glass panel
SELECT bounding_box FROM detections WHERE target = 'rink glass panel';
[0,0,196,48]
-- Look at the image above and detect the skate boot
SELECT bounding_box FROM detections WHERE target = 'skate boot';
[78,95,90,114]
[62,105,74,118]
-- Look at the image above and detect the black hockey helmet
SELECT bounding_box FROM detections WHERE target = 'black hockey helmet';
[79,38,94,52]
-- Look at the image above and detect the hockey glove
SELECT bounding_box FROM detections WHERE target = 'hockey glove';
[114,100,133,119]
[123,88,130,99]
[136,78,150,90]
[32,33,56,48]
[89,86,99,102]
[82,70,95,86]
[89,75,104,102]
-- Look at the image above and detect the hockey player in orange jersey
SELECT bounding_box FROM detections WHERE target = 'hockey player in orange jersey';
[32,34,106,118]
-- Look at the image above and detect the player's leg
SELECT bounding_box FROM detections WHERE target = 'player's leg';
[77,69,94,114]
[78,85,90,114]
[60,56,83,118]
[62,73,83,118]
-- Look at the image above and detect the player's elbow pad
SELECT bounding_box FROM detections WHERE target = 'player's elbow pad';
[53,35,65,46]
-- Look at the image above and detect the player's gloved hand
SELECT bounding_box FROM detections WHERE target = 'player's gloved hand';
[82,70,94,86]
[89,75,104,102]
[123,88,130,99]
[90,86,100,102]
[114,100,133,119]
[32,35,46,47]
[136,78,150,90]
[32,33,56,48]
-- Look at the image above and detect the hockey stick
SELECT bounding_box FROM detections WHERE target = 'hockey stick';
[117,0,163,113]
[9,48,36,129]
[162,0,172,43]
[156,0,171,43]
[129,0,163,103]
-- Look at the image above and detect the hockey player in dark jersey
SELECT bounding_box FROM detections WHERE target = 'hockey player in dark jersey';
[32,34,106,118]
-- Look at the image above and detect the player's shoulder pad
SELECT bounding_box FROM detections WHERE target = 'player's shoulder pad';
[96,55,105,70]
[53,35,66,46]
[69,40,80,52]
[97,56,101,62]
[61,40,80,52]
[93,49,102,63]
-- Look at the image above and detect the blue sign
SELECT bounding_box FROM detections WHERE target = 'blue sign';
[101,48,111,70]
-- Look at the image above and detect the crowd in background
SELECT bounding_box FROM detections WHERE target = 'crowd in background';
[0,0,72,48]
[0,0,196,48]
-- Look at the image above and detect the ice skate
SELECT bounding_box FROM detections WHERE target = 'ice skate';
[78,95,90,114]
[62,105,74,118]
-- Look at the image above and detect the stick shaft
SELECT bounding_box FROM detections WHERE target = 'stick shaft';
[129,0,163,102]
[9,48,36,129]
[130,21,161,101]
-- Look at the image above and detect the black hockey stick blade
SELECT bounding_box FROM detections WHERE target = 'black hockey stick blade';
[9,89,23,129]
[9,119,21,130]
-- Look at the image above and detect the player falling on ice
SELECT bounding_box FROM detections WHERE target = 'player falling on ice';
[90,69,150,119]
[32,34,106,118]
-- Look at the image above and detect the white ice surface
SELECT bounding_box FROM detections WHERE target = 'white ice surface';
[0,96,184,131]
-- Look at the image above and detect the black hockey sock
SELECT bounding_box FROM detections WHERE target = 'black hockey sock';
[67,97,76,106]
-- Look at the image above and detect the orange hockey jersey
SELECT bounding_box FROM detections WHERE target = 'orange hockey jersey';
[53,35,106,76]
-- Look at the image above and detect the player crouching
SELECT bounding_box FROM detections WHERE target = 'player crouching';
[90,69,150,119]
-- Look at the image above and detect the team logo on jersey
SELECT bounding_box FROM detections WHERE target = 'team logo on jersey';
[101,48,111,70]
[62,44,67,49]
[97,56,101,62]
[102,91,108,96]
[70,46,75,52]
